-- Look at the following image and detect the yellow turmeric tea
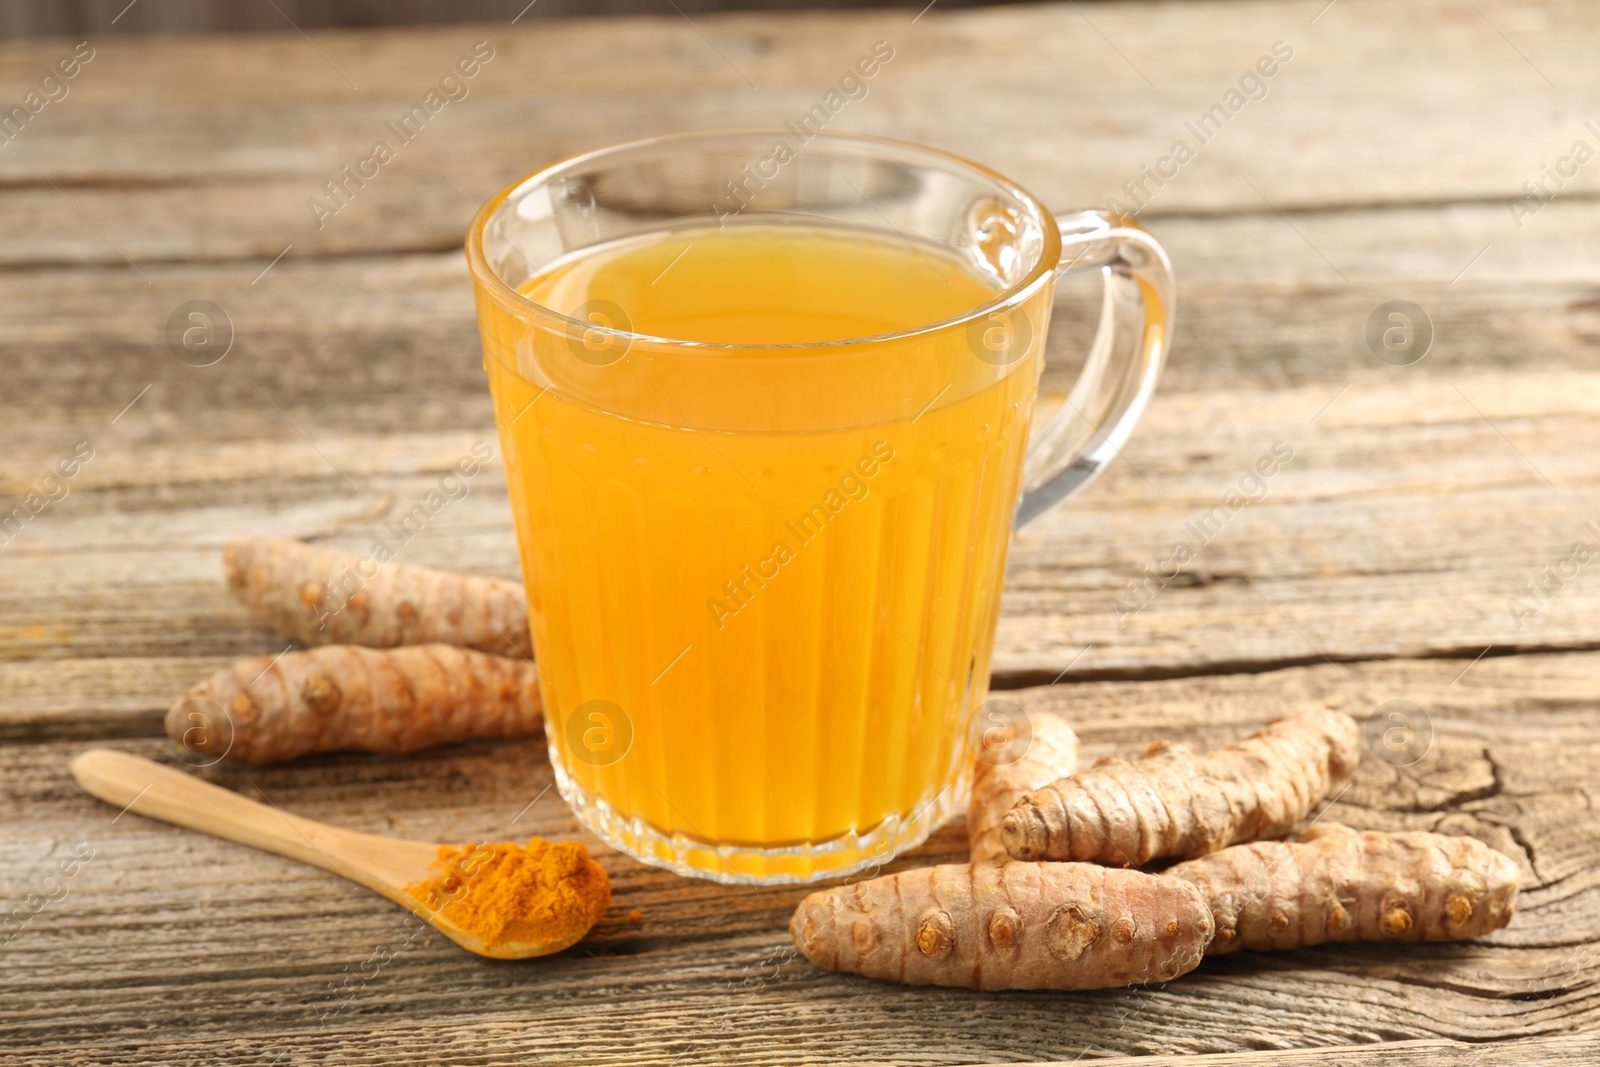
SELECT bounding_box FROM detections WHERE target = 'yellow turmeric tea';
[481,225,1044,881]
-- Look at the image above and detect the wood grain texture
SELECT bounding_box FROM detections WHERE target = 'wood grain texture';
[4,654,1597,1065]
[3,1,1598,1062]
[1083,1037,1600,1067]
[0,0,1009,40]
[2,201,1597,431]
[4,367,1597,688]
[2,1,1599,216]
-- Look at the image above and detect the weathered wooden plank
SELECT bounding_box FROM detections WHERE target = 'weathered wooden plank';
[0,198,1593,454]
[1085,1037,1600,1067]
[2,0,1598,226]
[3,1035,1597,1067]
[1,0,951,40]
[0,657,235,743]
[4,368,1598,705]
[3,652,1595,1065]
[1001,374,1600,677]
[3,6,1597,1061]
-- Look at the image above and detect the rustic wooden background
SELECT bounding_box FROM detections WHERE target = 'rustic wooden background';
[0,0,1025,39]
[2,2,1598,1063]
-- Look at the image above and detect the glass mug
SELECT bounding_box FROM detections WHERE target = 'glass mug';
[466,131,1171,884]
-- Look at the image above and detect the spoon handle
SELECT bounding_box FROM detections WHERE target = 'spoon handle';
[70,748,361,877]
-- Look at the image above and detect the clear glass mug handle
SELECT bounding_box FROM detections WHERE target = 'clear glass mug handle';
[1015,210,1175,527]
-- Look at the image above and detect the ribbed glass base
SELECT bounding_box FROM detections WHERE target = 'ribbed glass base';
[550,746,967,885]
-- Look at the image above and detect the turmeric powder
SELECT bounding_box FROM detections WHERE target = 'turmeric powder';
[224,536,531,659]
[1003,708,1362,866]
[406,837,611,954]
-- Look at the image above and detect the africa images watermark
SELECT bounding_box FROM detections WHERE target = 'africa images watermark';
[1110,441,1295,629]
[0,41,96,149]
[1107,41,1295,217]
[315,842,495,1027]
[309,439,497,631]
[707,440,896,630]
[710,39,896,226]
[1,841,95,949]
[1507,521,1599,629]
[0,440,96,549]
[306,40,497,230]
[1506,119,1600,230]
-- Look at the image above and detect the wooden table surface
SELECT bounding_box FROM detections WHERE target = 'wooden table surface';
[3,2,1598,1063]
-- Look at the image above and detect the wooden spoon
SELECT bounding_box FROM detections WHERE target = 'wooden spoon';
[70,748,602,959]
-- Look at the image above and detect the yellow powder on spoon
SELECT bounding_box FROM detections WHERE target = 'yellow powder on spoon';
[405,837,610,950]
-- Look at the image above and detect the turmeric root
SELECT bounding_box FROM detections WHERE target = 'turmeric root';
[167,644,542,763]
[790,862,1213,990]
[1003,709,1362,867]
[968,713,1079,862]
[1169,823,1520,954]
[224,536,530,659]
